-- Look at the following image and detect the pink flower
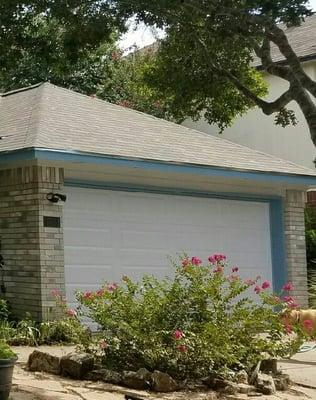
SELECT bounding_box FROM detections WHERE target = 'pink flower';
[288,301,299,309]
[282,282,294,292]
[262,281,271,290]
[173,329,184,340]
[283,296,294,304]
[51,289,61,298]
[228,274,239,282]
[107,283,118,292]
[244,279,255,286]
[67,309,77,317]
[214,266,224,274]
[96,289,105,297]
[182,258,190,267]
[208,254,226,264]
[191,257,202,266]
[232,266,239,273]
[303,319,314,332]
[83,291,93,300]
[284,323,293,334]
[177,345,187,353]
[99,339,108,349]
[254,285,262,294]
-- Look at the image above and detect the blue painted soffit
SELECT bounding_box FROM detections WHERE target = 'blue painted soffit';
[0,147,316,185]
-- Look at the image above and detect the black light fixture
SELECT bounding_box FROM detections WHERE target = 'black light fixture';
[46,192,67,203]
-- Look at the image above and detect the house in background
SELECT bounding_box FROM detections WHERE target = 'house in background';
[0,83,315,320]
[183,14,316,170]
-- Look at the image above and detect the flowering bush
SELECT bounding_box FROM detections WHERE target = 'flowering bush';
[77,255,306,379]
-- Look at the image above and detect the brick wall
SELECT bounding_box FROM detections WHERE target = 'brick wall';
[0,166,65,321]
[284,189,308,307]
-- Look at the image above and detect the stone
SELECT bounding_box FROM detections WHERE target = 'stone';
[85,368,122,384]
[202,375,227,389]
[273,373,291,391]
[150,370,178,392]
[235,370,248,384]
[237,383,255,394]
[60,353,94,379]
[255,372,276,395]
[260,359,278,375]
[27,350,61,375]
[122,368,152,390]
[220,382,239,395]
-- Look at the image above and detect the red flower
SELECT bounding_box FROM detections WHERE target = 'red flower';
[83,291,93,300]
[282,282,294,292]
[303,320,314,332]
[284,323,293,334]
[96,289,104,297]
[191,257,202,266]
[283,295,294,304]
[173,330,184,340]
[208,254,226,264]
[182,258,190,267]
[177,345,187,353]
[107,283,118,292]
[66,309,77,317]
[262,281,271,290]
[232,266,239,273]
[254,285,262,294]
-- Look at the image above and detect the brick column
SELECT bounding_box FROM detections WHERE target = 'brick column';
[284,189,308,307]
[0,166,65,321]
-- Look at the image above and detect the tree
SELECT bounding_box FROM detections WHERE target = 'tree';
[0,1,126,92]
[112,1,316,145]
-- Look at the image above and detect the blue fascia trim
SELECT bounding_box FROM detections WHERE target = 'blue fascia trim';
[65,179,287,293]
[1,147,316,185]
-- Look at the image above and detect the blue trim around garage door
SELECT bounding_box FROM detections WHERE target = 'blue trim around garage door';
[1,147,316,185]
[65,179,287,293]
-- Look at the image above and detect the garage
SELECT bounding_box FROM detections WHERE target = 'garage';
[64,186,272,306]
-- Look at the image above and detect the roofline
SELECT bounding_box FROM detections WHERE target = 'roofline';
[0,147,315,185]
[0,82,44,97]
[256,53,316,70]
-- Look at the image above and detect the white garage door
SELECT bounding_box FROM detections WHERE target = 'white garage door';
[64,186,272,306]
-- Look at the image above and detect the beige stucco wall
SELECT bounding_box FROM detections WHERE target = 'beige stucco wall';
[183,61,316,170]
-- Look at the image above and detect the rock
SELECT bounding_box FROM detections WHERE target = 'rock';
[235,370,248,384]
[151,370,178,392]
[203,375,228,389]
[85,368,122,384]
[27,350,61,375]
[237,383,255,394]
[273,373,291,391]
[60,353,94,379]
[256,372,276,395]
[260,359,278,375]
[122,368,152,390]
[220,382,239,395]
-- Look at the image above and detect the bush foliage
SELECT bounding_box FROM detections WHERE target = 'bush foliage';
[78,255,306,379]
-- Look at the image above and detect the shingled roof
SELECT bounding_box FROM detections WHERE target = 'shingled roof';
[253,13,316,67]
[0,82,315,178]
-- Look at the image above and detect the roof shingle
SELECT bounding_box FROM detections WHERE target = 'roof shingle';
[0,82,315,178]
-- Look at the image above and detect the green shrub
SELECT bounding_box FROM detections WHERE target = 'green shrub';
[77,255,305,380]
[0,299,10,322]
[0,341,16,359]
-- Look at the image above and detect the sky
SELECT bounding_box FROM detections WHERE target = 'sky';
[119,0,316,51]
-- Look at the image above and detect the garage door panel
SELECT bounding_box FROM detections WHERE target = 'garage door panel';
[64,187,273,303]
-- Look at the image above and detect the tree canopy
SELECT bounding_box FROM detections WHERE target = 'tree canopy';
[111,0,316,146]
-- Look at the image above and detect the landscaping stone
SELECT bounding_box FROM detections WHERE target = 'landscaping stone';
[60,353,94,379]
[235,370,248,384]
[237,383,255,394]
[219,381,239,395]
[85,369,122,384]
[27,350,61,375]
[256,372,276,395]
[260,359,278,375]
[122,368,151,390]
[273,373,291,391]
[150,370,178,392]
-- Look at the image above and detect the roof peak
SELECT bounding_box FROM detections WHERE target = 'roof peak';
[1,82,45,98]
